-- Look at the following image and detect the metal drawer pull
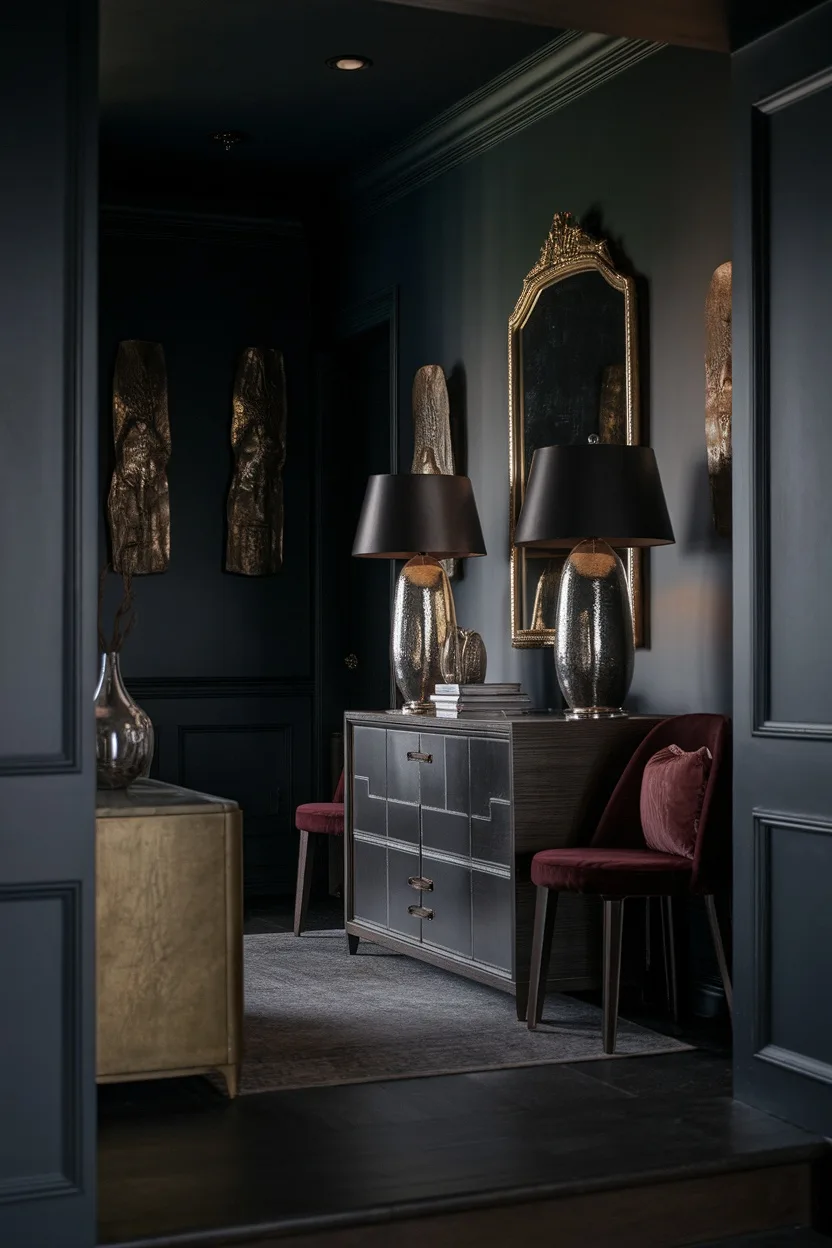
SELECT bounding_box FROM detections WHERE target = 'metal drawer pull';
[408,904,434,919]
[406,750,432,763]
[407,875,434,892]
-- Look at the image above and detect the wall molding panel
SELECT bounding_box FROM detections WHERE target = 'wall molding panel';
[751,810,832,1084]
[0,0,93,777]
[351,31,663,215]
[132,688,313,895]
[0,883,83,1204]
[751,68,832,741]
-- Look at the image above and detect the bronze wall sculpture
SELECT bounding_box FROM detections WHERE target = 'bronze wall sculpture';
[108,340,171,575]
[411,364,454,476]
[226,347,287,576]
[705,261,732,537]
[411,364,458,579]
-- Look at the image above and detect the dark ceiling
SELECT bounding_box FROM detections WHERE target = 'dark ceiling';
[99,0,559,176]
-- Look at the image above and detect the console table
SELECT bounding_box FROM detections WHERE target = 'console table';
[345,712,663,1019]
[96,779,243,1096]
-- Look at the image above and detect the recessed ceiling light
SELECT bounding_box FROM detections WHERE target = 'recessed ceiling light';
[326,55,372,71]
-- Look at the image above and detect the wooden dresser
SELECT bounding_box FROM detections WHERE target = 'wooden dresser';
[96,780,243,1096]
[345,712,663,1019]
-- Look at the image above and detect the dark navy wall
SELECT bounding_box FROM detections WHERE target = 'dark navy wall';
[344,46,732,715]
[98,214,314,893]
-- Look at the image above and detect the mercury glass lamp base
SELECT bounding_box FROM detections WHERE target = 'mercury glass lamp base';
[391,555,457,714]
[563,706,628,720]
[555,539,635,722]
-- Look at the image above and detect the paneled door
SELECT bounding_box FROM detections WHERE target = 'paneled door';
[0,1,98,1244]
[733,0,832,1135]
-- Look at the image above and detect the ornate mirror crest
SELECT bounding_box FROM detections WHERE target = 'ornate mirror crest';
[508,212,644,648]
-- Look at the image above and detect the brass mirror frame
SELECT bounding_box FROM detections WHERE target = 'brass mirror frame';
[508,213,644,648]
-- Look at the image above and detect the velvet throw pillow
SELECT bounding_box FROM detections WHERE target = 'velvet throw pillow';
[640,744,713,859]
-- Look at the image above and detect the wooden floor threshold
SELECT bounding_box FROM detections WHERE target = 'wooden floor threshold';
[107,1158,817,1248]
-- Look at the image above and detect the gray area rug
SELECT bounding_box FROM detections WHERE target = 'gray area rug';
[238,931,690,1094]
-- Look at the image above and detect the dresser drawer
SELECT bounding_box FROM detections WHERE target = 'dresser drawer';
[470,737,512,866]
[353,726,387,796]
[420,854,472,959]
[386,729,421,803]
[388,845,423,940]
[472,871,513,972]
[353,838,387,928]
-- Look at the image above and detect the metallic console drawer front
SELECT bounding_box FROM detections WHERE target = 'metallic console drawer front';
[388,846,422,940]
[418,733,470,813]
[421,856,472,959]
[471,799,511,866]
[469,737,511,813]
[386,730,422,803]
[472,873,512,972]
[421,806,470,858]
[353,726,387,798]
[469,737,512,865]
[353,775,387,838]
[353,839,388,928]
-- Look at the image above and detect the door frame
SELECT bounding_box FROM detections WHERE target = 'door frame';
[313,288,400,794]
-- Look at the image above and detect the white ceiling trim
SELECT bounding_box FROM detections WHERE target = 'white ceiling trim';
[350,29,663,215]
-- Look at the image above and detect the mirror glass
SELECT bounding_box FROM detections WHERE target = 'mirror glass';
[509,214,642,646]
[522,272,626,472]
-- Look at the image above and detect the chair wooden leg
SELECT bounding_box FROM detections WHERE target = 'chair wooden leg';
[661,895,680,1024]
[293,830,315,936]
[526,886,558,1029]
[603,898,625,1054]
[705,893,733,1018]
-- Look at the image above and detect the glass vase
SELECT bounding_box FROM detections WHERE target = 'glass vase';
[94,652,154,789]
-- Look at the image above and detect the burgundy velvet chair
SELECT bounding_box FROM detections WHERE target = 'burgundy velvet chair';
[293,770,344,936]
[526,714,732,1052]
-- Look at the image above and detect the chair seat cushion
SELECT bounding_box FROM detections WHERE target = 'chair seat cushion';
[295,802,344,836]
[531,846,693,896]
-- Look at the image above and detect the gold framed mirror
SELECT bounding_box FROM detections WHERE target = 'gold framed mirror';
[509,212,644,648]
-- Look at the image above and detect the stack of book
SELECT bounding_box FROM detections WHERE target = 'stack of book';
[430,682,532,718]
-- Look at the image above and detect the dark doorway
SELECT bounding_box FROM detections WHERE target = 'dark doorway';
[318,317,395,779]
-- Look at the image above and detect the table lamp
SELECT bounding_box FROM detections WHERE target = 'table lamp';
[513,440,674,718]
[352,474,486,713]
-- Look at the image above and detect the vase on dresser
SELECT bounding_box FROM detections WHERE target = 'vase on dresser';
[94,651,154,789]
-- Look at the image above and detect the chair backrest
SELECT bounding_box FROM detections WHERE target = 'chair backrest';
[590,714,732,892]
[333,768,345,804]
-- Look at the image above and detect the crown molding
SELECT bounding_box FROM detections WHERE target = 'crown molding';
[350,30,663,216]
[100,204,305,245]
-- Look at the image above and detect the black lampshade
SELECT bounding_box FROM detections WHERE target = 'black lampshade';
[352,474,486,559]
[514,444,674,549]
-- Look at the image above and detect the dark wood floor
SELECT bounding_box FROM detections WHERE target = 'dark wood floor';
[98,898,826,1247]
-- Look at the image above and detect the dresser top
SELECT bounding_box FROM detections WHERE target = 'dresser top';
[345,710,664,737]
[96,778,239,818]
